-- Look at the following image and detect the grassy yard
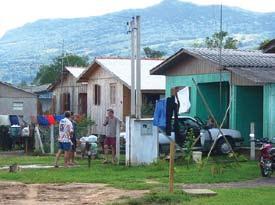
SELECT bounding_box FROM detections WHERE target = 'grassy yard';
[0,155,260,189]
[115,187,275,205]
[0,155,274,204]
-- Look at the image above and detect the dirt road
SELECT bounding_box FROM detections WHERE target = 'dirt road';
[0,182,147,205]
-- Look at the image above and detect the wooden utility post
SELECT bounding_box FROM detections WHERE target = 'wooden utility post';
[169,141,176,193]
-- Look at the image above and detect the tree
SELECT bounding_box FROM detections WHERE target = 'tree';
[258,39,271,50]
[33,54,89,85]
[205,31,238,49]
[143,47,166,58]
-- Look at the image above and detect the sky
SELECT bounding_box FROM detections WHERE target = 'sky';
[0,0,275,37]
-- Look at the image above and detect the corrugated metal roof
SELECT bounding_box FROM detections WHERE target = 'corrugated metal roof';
[82,58,165,90]
[0,81,37,96]
[184,48,275,68]
[65,67,86,78]
[23,84,51,93]
[150,48,275,83]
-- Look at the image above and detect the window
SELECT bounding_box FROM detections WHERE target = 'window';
[13,102,23,111]
[110,83,116,104]
[61,93,70,112]
[94,84,101,105]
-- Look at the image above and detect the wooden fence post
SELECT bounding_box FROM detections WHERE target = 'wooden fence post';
[50,125,54,154]
[169,141,176,193]
[116,121,120,165]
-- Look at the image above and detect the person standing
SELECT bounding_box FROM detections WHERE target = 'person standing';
[103,109,120,164]
[54,111,74,168]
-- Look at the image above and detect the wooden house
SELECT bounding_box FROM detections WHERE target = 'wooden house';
[77,57,165,135]
[0,81,37,116]
[150,48,275,145]
[49,67,87,115]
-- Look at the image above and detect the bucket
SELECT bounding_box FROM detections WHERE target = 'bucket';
[192,151,202,163]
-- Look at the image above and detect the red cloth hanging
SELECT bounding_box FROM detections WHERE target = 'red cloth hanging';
[46,115,56,125]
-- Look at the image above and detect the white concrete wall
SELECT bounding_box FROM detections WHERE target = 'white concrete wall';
[126,118,159,165]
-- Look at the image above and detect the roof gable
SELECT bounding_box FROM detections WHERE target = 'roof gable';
[0,81,36,97]
[78,58,165,90]
[150,48,275,83]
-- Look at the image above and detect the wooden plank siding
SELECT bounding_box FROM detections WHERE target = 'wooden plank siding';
[164,55,260,86]
[52,74,87,114]
[87,66,124,135]
[165,55,221,76]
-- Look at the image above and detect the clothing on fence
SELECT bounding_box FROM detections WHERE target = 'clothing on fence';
[0,115,10,126]
[54,115,65,122]
[46,115,56,125]
[37,115,49,126]
[9,115,19,125]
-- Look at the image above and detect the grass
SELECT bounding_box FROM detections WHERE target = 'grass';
[0,155,260,190]
[0,156,274,204]
[113,187,275,205]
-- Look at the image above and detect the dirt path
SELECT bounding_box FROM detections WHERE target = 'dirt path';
[0,182,148,205]
[181,177,275,189]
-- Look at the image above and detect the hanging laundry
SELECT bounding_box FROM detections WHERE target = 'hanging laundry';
[153,98,167,129]
[37,115,50,126]
[9,115,19,125]
[46,115,55,125]
[54,114,64,122]
[178,87,191,114]
[0,115,10,126]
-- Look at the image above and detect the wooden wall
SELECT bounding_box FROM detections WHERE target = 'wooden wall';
[53,74,87,114]
[165,55,220,76]
[87,65,124,135]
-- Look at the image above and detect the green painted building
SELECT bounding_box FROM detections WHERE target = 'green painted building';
[150,48,275,145]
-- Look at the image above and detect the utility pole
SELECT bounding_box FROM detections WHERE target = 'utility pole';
[135,16,141,119]
[128,16,141,119]
[130,17,136,117]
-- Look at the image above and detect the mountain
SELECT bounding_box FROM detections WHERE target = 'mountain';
[0,0,274,83]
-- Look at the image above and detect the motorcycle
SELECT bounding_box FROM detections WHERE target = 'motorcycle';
[255,138,275,177]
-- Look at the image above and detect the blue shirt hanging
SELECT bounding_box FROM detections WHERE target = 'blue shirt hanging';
[153,98,167,129]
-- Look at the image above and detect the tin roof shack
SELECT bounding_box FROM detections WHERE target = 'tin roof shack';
[24,84,52,114]
[150,48,275,145]
[49,67,87,115]
[78,58,165,135]
[0,81,37,116]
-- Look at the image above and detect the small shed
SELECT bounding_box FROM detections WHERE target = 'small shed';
[77,57,165,135]
[0,81,37,116]
[48,67,87,115]
[150,48,275,145]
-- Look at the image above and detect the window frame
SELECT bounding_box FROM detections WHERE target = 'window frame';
[13,102,24,111]
[110,83,116,105]
[94,84,101,105]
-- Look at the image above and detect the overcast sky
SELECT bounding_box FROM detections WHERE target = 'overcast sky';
[0,0,275,37]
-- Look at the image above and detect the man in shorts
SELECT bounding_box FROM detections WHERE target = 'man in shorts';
[103,109,120,164]
[54,111,74,168]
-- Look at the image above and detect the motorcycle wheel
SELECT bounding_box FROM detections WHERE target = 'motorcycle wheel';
[260,158,273,177]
